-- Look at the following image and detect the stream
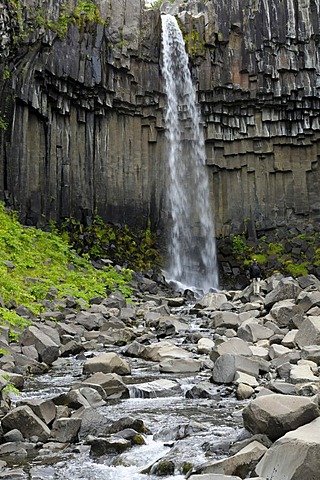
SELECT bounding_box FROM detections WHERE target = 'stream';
[9,307,248,480]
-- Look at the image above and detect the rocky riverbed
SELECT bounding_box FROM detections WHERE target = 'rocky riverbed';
[1,272,320,479]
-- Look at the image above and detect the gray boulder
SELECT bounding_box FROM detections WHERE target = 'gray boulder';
[295,316,320,348]
[212,354,259,384]
[255,417,320,480]
[1,406,50,442]
[264,278,302,309]
[242,393,319,440]
[83,352,131,375]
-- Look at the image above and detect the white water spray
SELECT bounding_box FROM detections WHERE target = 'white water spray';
[161,14,219,294]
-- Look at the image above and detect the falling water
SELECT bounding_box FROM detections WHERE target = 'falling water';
[161,14,219,295]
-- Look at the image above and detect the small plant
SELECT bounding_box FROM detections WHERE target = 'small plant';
[0,115,8,130]
[284,261,309,278]
[231,234,252,256]
[267,242,284,255]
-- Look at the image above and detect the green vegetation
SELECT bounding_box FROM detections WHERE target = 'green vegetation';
[183,27,206,57]
[9,0,106,42]
[0,203,133,336]
[229,229,320,278]
[56,215,161,272]
[46,1,105,38]
[0,115,8,130]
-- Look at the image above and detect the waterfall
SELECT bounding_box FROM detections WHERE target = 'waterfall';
[161,14,219,295]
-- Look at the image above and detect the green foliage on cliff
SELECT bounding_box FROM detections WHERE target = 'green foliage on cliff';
[56,216,161,272]
[0,203,132,334]
[46,1,105,38]
[230,231,320,278]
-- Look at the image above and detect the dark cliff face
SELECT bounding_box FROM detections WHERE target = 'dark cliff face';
[0,0,320,237]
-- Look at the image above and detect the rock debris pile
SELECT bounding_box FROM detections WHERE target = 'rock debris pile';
[0,273,320,479]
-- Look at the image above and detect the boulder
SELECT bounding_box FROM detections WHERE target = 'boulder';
[255,417,320,480]
[210,338,252,362]
[1,406,50,442]
[50,417,81,443]
[159,357,202,373]
[16,398,56,425]
[237,321,274,343]
[269,299,303,328]
[212,354,259,384]
[264,278,302,309]
[210,312,242,329]
[20,326,60,365]
[83,352,131,375]
[129,379,180,398]
[195,292,228,310]
[81,372,129,399]
[242,393,319,440]
[142,342,192,362]
[74,312,104,330]
[197,337,215,354]
[193,441,267,478]
[296,290,320,313]
[295,316,320,348]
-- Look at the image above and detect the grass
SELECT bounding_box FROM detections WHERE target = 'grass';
[0,203,132,335]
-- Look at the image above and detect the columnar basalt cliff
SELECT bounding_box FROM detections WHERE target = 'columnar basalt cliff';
[0,0,320,239]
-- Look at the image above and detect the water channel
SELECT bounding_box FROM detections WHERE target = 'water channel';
[11,308,247,480]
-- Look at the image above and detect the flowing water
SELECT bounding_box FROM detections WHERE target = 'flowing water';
[11,315,246,480]
[161,14,219,296]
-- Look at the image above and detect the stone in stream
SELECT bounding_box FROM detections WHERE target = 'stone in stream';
[159,357,202,373]
[190,440,267,478]
[1,406,51,442]
[82,352,131,375]
[49,417,81,443]
[81,371,130,399]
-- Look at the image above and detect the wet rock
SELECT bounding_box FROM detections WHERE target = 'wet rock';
[81,372,129,399]
[185,382,220,399]
[129,378,180,398]
[82,352,131,375]
[159,357,202,373]
[149,458,175,476]
[49,417,81,443]
[89,436,131,457]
